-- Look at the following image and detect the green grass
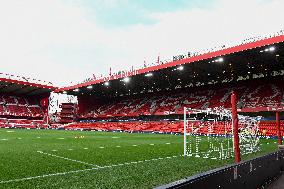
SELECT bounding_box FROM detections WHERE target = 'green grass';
[0,129,278,189]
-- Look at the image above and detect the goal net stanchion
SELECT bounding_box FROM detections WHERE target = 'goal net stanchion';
[231,90,241,162]
[276,111,282,145]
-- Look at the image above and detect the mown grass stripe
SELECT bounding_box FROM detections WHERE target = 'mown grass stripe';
[0,154,182,184]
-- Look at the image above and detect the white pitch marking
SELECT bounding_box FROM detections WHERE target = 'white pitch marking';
[36,137,41,139]
[68,149,73,151]
[6,131,14,133]
[36,151,99,167]
[0,154,182,184]
[150,144,154,146]
[116,146,121,148]
[17,138,22,140]
[112,137,119,139]
[58,138,65,140]
[1,139,8,141]
[99,147,104,149]
[166,143,171,145]
[132,145,138,147]
[51,150,58,152]
[83,148,88,150]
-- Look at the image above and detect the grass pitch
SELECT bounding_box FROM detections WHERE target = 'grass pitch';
[0,129,278,189]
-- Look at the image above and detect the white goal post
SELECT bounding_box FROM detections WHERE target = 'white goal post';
[183,107,261,160]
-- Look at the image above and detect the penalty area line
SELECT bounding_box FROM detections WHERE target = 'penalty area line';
[0,154,183,184]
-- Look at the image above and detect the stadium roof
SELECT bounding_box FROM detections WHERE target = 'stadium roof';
[0,75,56,96]
[56,34,284,97]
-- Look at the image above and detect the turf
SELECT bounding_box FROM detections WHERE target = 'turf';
[0,129,278,189]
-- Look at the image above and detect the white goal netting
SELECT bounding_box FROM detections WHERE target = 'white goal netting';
[183,107,261,160]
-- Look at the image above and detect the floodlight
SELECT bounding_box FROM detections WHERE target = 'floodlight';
[269,46,275,51]
[177,66,184,71]
[104,81,109,86]
[123,77,130,83]
[145,73,153,77]
[217,57,224,62]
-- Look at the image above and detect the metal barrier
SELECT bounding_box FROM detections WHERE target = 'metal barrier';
[156,150,284,189]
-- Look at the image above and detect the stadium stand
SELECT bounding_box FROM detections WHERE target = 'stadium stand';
[0,75,56,129]
[0,94,44,117]
[78,81,284,118]
[55,34,284,138]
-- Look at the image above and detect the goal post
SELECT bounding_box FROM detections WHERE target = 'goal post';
[183,107,261,160]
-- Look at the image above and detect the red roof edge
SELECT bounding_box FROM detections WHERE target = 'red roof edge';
[55,34,284,93]
[0,77,57,90]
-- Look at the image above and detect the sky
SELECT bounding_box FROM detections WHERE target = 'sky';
[0,0,283,87]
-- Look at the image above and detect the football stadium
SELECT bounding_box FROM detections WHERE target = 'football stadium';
[1,1,284,189]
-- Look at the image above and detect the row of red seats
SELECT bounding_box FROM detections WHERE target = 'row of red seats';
[64,120,284,137]
[258,121,284,136]
[0,105,43,117]
[0,95,38,105]
[64,121,184,133]
[0,118,60,129]
[81,83,284,118]
[0,118,47,129]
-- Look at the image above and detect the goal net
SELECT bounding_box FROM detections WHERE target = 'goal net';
[183,107,261,160]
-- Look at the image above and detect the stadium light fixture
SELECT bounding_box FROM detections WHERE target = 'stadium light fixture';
[177,66,184,71]
[269,46,275,51]
[87,86,93,89]
[104,81,109,86]
[145,73,153,77]
[123,77,130,83]
[215,57,224,63]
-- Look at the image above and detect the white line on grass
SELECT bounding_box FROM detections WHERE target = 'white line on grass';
[0,154,183,184]
[0,139,8,141]
[36,151,100,168]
